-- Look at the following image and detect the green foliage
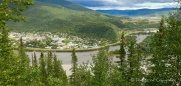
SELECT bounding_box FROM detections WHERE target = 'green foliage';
[47,52,53,76]
[118,31,126,66]
[39,52,47,84]
[125,20,159,30]
[69,48,79,86]
[77,23,117,42]
[64,39,71,44]
[139,36,153,52]
[37,0,92,11]
[125,39,143,86]
[25,39,46,48]
[0,0,33,85]
[53,53,67,86]
[91,48,114,86]
[108,18,126,28]
[0,0,34,28]
[32,52,38,67]
[76,62,92,86]
[146,5,181,85]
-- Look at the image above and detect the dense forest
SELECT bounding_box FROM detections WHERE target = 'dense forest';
[1,0,181,86]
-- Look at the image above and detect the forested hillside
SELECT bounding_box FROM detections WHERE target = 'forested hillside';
[7,1,126,42]
[7,1,160,42]
[36,0,92,11]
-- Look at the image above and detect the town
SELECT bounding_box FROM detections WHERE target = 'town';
[9,32,99,50]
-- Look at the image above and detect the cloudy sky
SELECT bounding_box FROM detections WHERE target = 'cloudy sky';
[67,0,179,10]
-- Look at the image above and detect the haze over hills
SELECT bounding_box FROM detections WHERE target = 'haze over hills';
[96,8,175,17]
[67,0,176,17]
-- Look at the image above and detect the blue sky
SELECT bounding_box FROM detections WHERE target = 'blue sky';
[67,0,178,10]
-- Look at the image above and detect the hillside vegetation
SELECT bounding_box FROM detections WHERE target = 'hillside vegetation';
[7,1,159,42]
[7,1,126,42]
[36,0,92,11]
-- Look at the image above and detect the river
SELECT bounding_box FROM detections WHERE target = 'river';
[27,35,150,64]
[26,35,150,75]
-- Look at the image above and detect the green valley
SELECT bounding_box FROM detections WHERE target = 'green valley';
[8,1,159,43]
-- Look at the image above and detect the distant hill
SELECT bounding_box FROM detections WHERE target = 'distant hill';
[8,1,127,42]
[36,0,92,11]
[97,8,175,17]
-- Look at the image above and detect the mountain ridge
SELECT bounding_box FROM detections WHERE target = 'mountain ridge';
[96,8,175,17]
[36,0,92,11]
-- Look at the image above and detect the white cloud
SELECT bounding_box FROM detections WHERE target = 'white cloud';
[87,2,178,10]
[68,0,179,10]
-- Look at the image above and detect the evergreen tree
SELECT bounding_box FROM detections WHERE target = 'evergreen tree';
[33,52,38,67]
[146,16,169,86]
[108,65,123,86]
[47,51,53,76]
[31,53,34,66]
[0,28,18,85]
[28,52,42,86]
[147,3,181,85]
[14,37,31,85]
[91,47,113,86]
[0,0,33,85]
[117,31,127,85]
[39,52,47,85]
[126,39,143,86]
[119,31,126,66]
[164,6,181,85]
[53,53,67,86]
[18,37,30,64]
[69,48,78,86]
[76,62,92,86]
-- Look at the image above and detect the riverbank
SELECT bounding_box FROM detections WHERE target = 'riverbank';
[25,42,120,52]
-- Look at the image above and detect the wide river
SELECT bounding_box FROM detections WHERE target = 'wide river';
[26,35,149,75]
[26,35,149,64]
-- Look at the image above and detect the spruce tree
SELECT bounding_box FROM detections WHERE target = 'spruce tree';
[28,52,42,86]
[0,28,18,85]
[119,31,126,66]
[117,31,127,85]
[18,37,29,64]
[69,48,78,86]
[126,39,143,86]
[53,53,67,86]
[76,62,92,86]
[39,52,47,85]
[147,4,181,85]
[146,16,169,86]
[33,52,38,67]
[91,47,113,86]
[14,37,31,85]
[47,51,53,76]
